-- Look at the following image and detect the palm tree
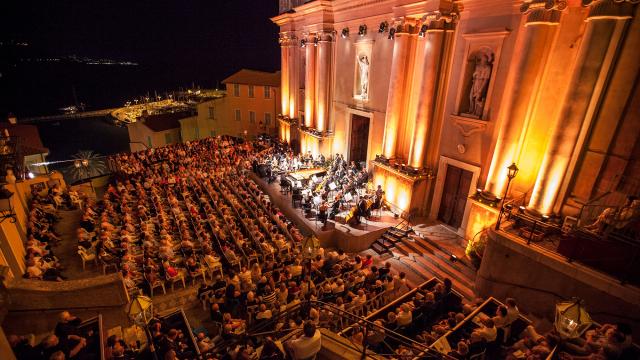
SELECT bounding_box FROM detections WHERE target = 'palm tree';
[65,150,107,183]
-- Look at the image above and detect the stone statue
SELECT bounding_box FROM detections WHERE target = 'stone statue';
[468,53,492,117]
[358,55,369,99]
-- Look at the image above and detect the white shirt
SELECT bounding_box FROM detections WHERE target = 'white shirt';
[289,330,322,360]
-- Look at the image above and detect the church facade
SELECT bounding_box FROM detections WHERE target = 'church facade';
[272,0,639,239]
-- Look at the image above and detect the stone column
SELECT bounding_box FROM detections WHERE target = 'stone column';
[279,34,290,117]
[304,34,316,128]
[484,1,565,197]
[408,20,446,168]
[315,31,334,132]
[382,24,412,159]
[528,0,635,214]
[287,34,299,119]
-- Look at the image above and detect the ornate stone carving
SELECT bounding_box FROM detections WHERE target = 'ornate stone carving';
[520,0,567,25]
[278,32,298,47]
[468,52,493,117]
[357,55,370,99]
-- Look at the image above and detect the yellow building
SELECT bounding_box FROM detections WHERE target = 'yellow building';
[127,110,195,151]
[181,70,281,140]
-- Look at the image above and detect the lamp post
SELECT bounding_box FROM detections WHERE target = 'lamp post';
[495,163,519,230]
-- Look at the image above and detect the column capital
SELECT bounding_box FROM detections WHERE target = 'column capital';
[279,32,298,46]
[316,30,336,42]
[582,0,636,21]
[520,0,567,25]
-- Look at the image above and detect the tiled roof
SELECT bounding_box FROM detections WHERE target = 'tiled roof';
[222,69,280,87]
[142,111,194,132]
[0,123,49,155]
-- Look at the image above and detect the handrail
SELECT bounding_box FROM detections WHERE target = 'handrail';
[245,299,442,357]
[8,304,123,313]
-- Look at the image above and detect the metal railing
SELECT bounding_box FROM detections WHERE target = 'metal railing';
[213,299,452,359]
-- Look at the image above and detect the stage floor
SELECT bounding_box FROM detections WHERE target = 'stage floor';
[249,172,404,251]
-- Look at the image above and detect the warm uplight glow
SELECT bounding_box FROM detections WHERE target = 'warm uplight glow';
[529,156,565,215]
[289,101,296,119]
[300,134,320,158]
[465,201,499,241]
[316,103,325,132]
[485,140,518,197]
[383,120,398,158]
[410,135,425,168]
[373,168,411,213]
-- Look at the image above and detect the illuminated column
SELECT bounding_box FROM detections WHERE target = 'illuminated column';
[408,20,446,168]
[287,34,299,119]
[528,0,634,214]
[484,1,564,197]
[381,24,413,159]
[315,31,333,132]
[279,34,290,117]
[304,34,316,128]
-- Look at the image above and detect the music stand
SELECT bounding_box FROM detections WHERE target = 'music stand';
[343,192,353,206]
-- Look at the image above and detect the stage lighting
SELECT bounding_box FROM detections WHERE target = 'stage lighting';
[418,24,428,37]
[341,28,349,38]
[358,24,367,36]
[519,206,526,213]
[388,27,396,39]
[379,21,388,33]
[541,214,550,223]
[300,39,306,48]
[449,254,458,263]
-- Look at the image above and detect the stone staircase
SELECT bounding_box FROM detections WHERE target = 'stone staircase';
[371,223,477,300]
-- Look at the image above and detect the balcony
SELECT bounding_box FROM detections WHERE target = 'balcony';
[493,195,640,287]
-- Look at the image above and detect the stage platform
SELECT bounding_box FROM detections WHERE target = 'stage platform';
[249,172,404,252]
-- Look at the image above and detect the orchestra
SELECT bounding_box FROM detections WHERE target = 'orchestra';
[252,144,385,228]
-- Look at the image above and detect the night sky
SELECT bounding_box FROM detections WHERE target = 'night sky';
[0,0,281,116]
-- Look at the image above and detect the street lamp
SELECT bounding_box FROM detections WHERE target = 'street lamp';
[495,163,519,230]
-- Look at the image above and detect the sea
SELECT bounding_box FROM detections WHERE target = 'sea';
[1,60,210,167]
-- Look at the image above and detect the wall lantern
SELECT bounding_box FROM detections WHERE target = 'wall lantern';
[358,24,367,36]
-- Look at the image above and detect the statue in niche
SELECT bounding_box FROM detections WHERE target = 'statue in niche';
[467,52,493,118]
[358,55,369,99]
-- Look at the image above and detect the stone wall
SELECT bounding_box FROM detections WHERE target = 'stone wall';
[476,229,640,335]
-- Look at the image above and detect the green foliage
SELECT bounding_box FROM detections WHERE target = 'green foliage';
[64,150,107,183]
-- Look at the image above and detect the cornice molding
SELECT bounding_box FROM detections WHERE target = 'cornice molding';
[582,0,636,20]
[520,0,568,24]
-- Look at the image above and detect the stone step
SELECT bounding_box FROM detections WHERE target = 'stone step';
[381,233,400,245]
[408,235,477,281]
[393,241,475,301]
[400,237,476,290]
[394,248,475,300]
[414,233,476,274]
[371,241,390,255]
[387,228,409,238]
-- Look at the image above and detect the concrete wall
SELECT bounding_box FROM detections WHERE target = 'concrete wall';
[477,229,640,335]
[3,273,129,335]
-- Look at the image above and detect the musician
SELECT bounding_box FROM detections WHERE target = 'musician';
[357,198,371,220]
[373,185,385,210]
[319,200,329,225]
[318,153,326,165]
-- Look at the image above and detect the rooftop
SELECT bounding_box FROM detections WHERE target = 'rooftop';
[0,122,49,155]
[141,110,195,132]
[222,69,280,87]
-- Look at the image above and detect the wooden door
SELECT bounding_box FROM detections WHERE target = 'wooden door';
[349,115,370,164]
[438,164,473,228]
